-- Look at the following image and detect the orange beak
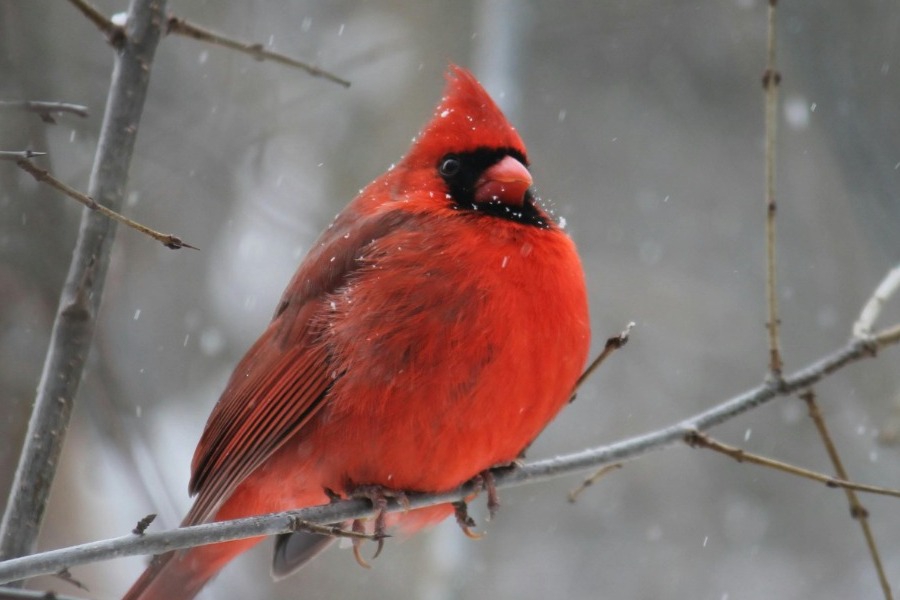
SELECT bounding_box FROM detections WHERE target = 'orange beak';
[474,155,533,206]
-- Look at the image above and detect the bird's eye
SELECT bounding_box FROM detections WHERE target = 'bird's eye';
[439,155,461,177]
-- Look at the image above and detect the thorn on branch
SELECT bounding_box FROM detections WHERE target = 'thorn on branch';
[132,513,157,535]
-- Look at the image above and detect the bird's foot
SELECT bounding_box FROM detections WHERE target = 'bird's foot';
[452,500,483,539]
[452,462,521,538]
[348,485,409,568]
[472,463,516,520]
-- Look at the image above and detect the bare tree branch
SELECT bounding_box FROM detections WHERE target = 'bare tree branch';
[66,0,124,46]
[14,158,196,250]
[854,263,900,338]
[0,0,168,567]
[0,151,46,161]
[0,319,897,585]
[0,101,89,124]
[571,321,634,397]
[567,464,623,503]
[685,429,900,498]
[801,390,893,600]
[763,0,783,376]
[166,16,351,88]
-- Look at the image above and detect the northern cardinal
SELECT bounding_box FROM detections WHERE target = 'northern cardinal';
[123,65,590,600]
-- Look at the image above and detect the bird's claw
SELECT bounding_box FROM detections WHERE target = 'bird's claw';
[348,485,407,568]
[472,468,502,520]
[452,500,483,539]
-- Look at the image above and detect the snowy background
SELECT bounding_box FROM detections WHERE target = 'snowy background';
[2,1,900,599]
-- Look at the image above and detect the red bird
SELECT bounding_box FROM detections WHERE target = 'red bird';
[124,65,590,600]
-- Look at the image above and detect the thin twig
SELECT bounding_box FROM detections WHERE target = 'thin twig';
[0,321,898,584]
[568,321,633,498]
[66,0,125,46]
[763,0,783,376]
[571,321,634,398]
[567,464,623,503]
[166,16,350,88]
[0,101,89,124]
[685,430,900,499]
[0,0,168,566]
[801,390,893,600]
[14,159,196,250]
[854,264,900,339]
[0,151,46,161]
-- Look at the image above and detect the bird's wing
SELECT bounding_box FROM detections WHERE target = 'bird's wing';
[184,206,415,524]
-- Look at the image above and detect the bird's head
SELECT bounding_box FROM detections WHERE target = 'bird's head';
[397,66,542,224]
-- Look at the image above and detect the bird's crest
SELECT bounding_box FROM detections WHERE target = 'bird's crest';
[405,65,527,166]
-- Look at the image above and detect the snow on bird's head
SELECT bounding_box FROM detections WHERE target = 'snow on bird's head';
[403,65,527,167]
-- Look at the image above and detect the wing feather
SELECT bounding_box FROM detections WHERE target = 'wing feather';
[183,206,416,524]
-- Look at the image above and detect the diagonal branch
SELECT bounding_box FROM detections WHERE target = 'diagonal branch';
[66,0,125,46]
[14,158,196,250]
[685,430,900,499]
[166,17,350,88]
[801,390,893,600]
[0,0,168,566]
[0,321,897,584]
[571,321,634,398]
[854,263,900,338]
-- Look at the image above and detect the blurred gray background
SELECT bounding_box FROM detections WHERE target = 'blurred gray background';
[2,1,900,599]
